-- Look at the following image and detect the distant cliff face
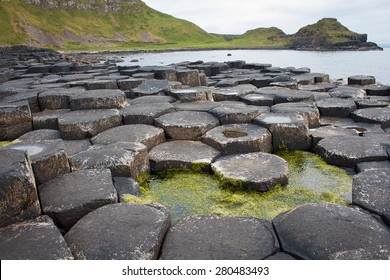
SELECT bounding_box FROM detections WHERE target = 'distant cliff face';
[23,0,143,12]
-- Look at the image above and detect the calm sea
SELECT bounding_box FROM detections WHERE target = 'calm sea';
[118,47,390,85]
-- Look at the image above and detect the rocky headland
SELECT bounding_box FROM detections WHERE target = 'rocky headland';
[0,48,389,260]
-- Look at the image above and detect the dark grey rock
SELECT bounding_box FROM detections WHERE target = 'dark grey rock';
[265,252,297,260]
[250,76,274,88]
[210,63,230,76]
[356,161,390,172]
[364,84,389,96]
[211,88,242,101]
[65,203,171,260]
[356,98,389,108]
[131,79,171,97]
[351,108,390,128]
[310,126,358,146]
[174,101,221,112]
[352,169,390,225]
[210,103,265,124]
[133,72,155,79]
[130,95,176,105]
[38,88,86,110]
[122,103,174,125]
[17,129,62,142]
[26,64,51,74]
[273,203,390,260]
[39,169,117,231]
[51,62,74,73]
[7,139,71,185]
[316,98,357,118]
[91,124,165,150]
[113,177,141,202]
[0,149,41,227]
[0,216,73,260]
[84,79,118,90]
[348,75,376,86]
[70,142,149,178]
[316,135,388,167]
[329,86,366,100]
[170,88,211,102]
[57,74,94,83]
[117,78,145,92]
[298,83,337,92]
[328,245,389,260]
[69,89,127,110]
[211,152,288,192]
[240,94,274,106]
[294,73,330,85]
[160,216,279,260]
[271,102,320,128]
[201,123,272,155]
[149,140,221,172]
[32,109,70,130]
[155,111,220,140]
[58,109,122,140]
[254,113,311,151]
[62,139,91,156]
[0,102,32,140]
[176,69,200,87]
[153,67,177,81]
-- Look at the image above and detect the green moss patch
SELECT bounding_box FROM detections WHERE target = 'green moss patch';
[128,151,352,222]
[0,141,11,148]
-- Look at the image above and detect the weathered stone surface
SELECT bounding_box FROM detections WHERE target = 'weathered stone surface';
[153,67,177,81]
[0,102,32,140]
[329,86,366,100]
[133,72,155,79]
[294,73,330,85]
[240,94,274,106]
[84,79,118,90]
[17,129,62,142]
[0,216,73,260]
[176,69,200,87]
[211,88,242,101]
[122,103,174,125]
[7,139,71,185]
[356,161,390,172]
[70,142,149,178]
[273,203,390,260]
[51,62,74,73]
[364,84,389,96]
[131,79,171,97]
[202,123,272,155]
[57,74,94,83]
[210,63,230,76]
[212,152,288,192]
[316,98,357,118]
[149,140,221,172]
[91,124,165,150]
[254,113,311,150]
[351,108,390,128]
[32,109,70,130]
[328,245,390,260]
[117,78,145,92]
[58,109,122,140]
[348,75,376,86]
[271,102,320,128]
[310,126,357,146]
[130,95,176,105]
[160,216,279,260]
[210,103,266,124]
[352,169,390,225]
[69,89,127,110]
[38,88,86,110]
[113,177,141,202]
[65,203,170,260]
[170,88,210,102]
[316,135,389,167]
[62,139,91,156]
[39,169,117,231]
[0,149,41,227]
[356,98,389,109]
[155,111,220,140]
[174,100,220,112]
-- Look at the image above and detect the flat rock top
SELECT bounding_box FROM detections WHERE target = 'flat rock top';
[160,216,279,260]
[273,203,390,260]
[58,109,121,123]
[155,111,220,127]
[211,152,288,192]
[352,107,390,128]
[64,203,170,260]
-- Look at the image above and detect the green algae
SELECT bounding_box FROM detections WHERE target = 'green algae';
[0,141,11,148]
[128,151,352,222]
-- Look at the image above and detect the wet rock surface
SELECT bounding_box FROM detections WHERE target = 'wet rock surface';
[1,54,389,260]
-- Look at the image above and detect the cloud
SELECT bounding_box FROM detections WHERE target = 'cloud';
[143,0,390,42]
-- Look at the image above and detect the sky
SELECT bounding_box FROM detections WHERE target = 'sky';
[143,0,390,43]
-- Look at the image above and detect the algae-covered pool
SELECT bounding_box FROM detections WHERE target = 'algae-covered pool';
[126,151,353,222]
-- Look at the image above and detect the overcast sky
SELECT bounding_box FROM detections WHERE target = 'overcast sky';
[143,0,390,43]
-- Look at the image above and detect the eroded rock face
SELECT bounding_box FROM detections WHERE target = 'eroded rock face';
[64,203,171,260]
[160,216,279,260]
[273,203,390,260]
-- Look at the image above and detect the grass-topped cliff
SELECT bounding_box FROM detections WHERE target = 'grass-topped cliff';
[0,0,381,51]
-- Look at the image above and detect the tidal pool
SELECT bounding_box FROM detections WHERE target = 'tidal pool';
[125,151,352,222]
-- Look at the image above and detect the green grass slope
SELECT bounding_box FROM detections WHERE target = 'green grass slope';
[0,0,222,50]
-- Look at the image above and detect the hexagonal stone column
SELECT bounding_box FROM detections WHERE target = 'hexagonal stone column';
[210,103,265,124]
[271,102,320,128]
[91,124,165,150]
[70,142,149,178]
[0,102,32,140]
[254,113,312,150]
[149,140,221,172]
[0,216,73,260]
[64,203,170,260]
[155,111,220,140]
[211,152,288,192]
[160,216,279,260]
[315,135,388,167]
[201,123,272,155]
[316,98,357,118]
[176,69,201,87]
[69,89,127,110]
[122,103,174,125]
[353,169,390,225]
[38,88,86,110]
[348,75,376,86]
[7,139,71,185]
[351,107,390,128]
[39,169,118,231]
[58,109,122,140]
[0,149,41,227]
[273,203,390,260]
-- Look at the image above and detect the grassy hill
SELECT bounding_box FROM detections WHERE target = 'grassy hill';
[0,1,381,51]
[0,0,222,50]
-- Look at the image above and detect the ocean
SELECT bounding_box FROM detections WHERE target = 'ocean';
[118,47,390,85]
